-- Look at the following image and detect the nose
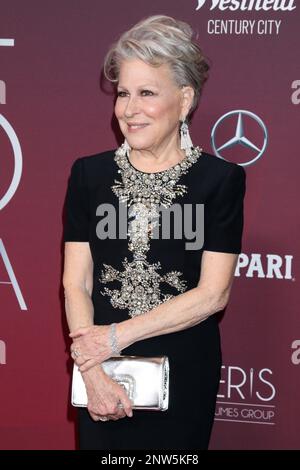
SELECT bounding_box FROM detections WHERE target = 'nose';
[124,96,140,117]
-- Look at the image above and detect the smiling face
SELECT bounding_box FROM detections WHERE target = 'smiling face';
[115,59,193,154]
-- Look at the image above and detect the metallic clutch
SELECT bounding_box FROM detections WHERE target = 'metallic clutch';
[71,355,169,411]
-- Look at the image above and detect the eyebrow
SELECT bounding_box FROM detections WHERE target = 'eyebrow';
[117,83,159,89]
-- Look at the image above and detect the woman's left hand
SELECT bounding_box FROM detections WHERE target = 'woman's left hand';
[70,325,112,372]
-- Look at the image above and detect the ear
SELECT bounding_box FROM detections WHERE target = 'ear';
[180,86,195,120]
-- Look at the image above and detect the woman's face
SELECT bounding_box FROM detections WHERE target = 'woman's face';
[115,58,191,153]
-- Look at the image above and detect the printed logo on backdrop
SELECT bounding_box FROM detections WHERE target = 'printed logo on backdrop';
[0,38,27,310]
[215,364,276,425]
[0,114,23,210]
[0,340,6,365]
[0,38,22,211]
[235,253,294,280]
[195,0,296,36]
[291,340,300,365]
[211,110,268,166]
[291,80,300,105]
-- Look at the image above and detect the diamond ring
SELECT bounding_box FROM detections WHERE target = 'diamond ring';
[98,416,109,422]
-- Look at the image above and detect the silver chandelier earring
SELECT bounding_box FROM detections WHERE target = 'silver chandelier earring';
[180,120,194,157]
[117,139,131,157]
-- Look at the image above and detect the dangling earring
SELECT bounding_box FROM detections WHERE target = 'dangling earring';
[180,119,193,156]
[116,138,131,157]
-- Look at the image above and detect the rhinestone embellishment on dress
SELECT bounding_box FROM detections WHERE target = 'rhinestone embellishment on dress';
[99,144,202,317]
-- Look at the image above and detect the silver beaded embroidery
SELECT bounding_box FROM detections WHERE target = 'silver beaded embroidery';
[99,144,202,318]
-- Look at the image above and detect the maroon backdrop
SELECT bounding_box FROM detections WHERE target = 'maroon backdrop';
[1,0,299,450]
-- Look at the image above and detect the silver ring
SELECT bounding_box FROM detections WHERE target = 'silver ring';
[98,416,109,422]
[117,402,124,409]
[73,349,80,358]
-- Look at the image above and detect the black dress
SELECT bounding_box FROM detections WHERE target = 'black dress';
[63,148,246,450]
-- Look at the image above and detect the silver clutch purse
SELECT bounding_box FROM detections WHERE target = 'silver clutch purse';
[71,355,169,411]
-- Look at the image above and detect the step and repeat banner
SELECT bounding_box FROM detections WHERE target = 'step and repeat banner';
[1,0,299,450]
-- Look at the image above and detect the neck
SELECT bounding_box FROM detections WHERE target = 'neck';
[130,134,185,172]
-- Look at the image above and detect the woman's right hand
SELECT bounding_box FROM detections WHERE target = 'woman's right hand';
[81,365,133,422]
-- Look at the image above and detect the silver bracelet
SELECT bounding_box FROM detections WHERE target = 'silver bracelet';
[109,323,122,356]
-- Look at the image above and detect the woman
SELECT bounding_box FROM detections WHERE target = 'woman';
[63,15,246,450]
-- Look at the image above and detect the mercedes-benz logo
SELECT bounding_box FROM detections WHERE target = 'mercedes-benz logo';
[211,110,268,166]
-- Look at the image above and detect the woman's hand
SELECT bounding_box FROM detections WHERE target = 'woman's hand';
[82,365,133,422]
[70,325,112,372]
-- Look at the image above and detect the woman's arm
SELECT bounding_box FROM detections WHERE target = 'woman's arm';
[117,250,238,348]
[74,250,238,371]
[117,251,238,349]
[63,242,133,420]
[63,242,94,331]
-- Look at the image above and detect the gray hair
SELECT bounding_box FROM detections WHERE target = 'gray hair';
[103,15,210,117]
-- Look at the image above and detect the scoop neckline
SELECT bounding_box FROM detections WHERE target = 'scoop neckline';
[125,151,189,175]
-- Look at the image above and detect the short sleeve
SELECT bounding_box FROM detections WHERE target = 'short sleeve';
[63,158,90,242]
[203,164,246,254]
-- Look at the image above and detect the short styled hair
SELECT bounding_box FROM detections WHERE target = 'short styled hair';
[103,15,210,117]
